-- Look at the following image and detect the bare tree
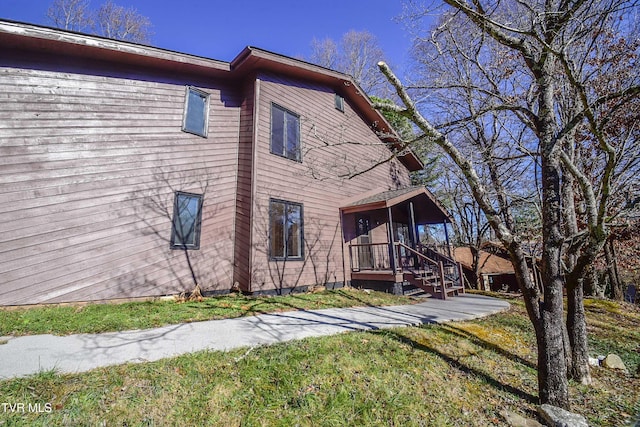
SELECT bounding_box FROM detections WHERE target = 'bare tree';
[375,0,640,408]
[308,30,390,96]
[94,0,152,43]
[309,37,338,70]
[46,0,152,44]
[442,169,492,289]
[46,0,91,32]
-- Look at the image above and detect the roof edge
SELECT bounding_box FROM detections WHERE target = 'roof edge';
[230,46,424,172]
[1,20,423,172]
[0,19,231,73]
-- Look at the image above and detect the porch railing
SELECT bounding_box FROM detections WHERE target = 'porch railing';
[349,242,393,271]
[349,241,465,294]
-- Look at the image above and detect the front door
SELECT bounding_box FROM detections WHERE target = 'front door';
[355,215,373,269]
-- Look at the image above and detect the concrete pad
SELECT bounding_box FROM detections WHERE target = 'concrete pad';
[0,294,509,379]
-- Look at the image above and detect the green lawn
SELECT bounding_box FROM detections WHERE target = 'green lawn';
[0,293,638,426]
[0,288,415,336]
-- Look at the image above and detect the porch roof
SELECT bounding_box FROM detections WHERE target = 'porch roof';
[340,186,453,224]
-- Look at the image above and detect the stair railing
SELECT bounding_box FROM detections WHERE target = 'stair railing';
[395,242,450,299]
[417,243,464,292]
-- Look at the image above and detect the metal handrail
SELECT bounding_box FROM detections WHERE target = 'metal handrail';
[399,242,464,292]
[418,243,456,266]
[394,242,438,268]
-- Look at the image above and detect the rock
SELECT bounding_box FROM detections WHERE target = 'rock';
[500,410,543,427]
[538,404,588,427]
[587,357,600,367]
[602,354,628,373]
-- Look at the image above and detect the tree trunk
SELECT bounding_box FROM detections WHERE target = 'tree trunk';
[470,246,485,290]
[583,264,597,296]
[538,301,569,408]
[507,240,569,407]
[604,239,623,300]
[559,138,591,385]
[537,258,570,408]
[537,60,570,408]
[566,277,592,384]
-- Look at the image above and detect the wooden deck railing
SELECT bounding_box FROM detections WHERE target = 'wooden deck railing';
[348,242,393,271]
[349,241,465,299]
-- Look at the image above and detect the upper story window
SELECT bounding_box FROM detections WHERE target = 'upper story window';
[182,86,210,137]
[170,191,203,250]
[270,103,301,162]
[269,199,304,260]
[335,93,345,112]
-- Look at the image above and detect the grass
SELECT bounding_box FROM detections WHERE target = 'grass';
[0,292,638,426]
[0,288,415,337]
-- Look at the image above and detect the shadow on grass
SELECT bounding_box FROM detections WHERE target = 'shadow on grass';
[373,328,539,405]
[190,289,398,318]
[287,289,387,308]
[587,318,640,343]
[442,324,537,370]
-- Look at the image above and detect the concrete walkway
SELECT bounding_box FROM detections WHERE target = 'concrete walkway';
[0,294,509,380]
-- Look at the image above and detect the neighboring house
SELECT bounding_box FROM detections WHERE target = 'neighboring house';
[0,20,461,305]
[452,247,518,292]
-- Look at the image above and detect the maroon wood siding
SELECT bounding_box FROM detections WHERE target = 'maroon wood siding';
[248,73,411,292]
[0,24,423,304]
[0,56,240,305]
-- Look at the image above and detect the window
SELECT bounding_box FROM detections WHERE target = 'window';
[334,93,344,112]
[170,192,203,249]
[270,104,301,162]
[182,86,210,137]
[269,199,304,260]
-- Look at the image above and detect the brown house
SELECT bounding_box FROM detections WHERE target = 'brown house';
[0,20,462,305]
[452,247,518,292]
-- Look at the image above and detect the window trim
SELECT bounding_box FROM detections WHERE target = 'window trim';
[334,93,345,112]
[181,86,210,138]
[270,103,302,163]
[170,191,203,250]
[268,198,305,261]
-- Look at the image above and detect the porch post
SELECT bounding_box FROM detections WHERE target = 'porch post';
[443,221,452,258]
[408,201,419,268]
[408,201,418,250]
[387,206,396,272]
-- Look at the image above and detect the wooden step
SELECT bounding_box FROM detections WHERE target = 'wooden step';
[403,286,428,297]
[444,285,465,296]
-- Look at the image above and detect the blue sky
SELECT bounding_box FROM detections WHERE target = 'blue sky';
[2,0,421,73]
